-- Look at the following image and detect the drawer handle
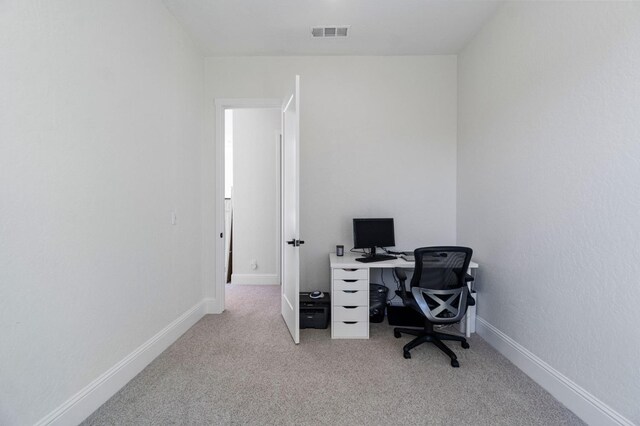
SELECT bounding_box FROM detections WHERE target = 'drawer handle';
[342,279,357,283]
[343,290,358,294]
[343,321,357,325]
[342,268,358,272]
[343,306,358,309]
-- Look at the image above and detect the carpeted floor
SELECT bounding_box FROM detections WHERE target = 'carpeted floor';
[83,285,583,425]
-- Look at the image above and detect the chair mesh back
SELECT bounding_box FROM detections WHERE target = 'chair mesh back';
[415,250,468,290]
[410,247,472,322]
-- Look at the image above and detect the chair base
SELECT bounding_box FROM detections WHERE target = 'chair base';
[394,324,469,367]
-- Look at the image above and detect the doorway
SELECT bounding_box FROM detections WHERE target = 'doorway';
[215,99,282,311]
[224,108,281,285]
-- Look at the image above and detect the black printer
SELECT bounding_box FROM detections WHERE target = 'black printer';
[300,292,330,329]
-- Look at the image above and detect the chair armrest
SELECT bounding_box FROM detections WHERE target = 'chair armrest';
[467,293,476,306]
[394,267,409,300]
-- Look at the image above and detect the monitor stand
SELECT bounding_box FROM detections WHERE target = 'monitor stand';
[356,247,396,263]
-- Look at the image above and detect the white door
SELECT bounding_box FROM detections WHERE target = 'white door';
[281,76,301,344]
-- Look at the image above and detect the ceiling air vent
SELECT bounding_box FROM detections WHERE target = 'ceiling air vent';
[311,26,349,38]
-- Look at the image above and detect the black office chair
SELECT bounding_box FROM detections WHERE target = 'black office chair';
[394,246,475,367]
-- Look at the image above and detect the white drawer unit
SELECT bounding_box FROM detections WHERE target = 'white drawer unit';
[331,266,369,339]
[333,279,368,291]
[333,268,368,280]
[332,321,368,339]
[333,290,368,306]
[333,306,369,322]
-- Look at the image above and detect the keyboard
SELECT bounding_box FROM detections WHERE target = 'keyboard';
[355,255,396,263]
[401,255,441,263]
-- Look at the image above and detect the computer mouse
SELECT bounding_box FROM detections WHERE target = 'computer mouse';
[309,291,324,299]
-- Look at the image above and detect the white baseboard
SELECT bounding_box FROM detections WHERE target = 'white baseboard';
[35,300,207,426]
[231,273,279,285]
[476,317,634,426]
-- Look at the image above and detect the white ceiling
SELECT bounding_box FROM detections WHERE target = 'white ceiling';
[162,0,503,56]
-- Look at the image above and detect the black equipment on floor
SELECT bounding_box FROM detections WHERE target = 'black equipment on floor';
[393,246,475,367]
[386,305,425,327]
[369,283,389,323]
[300,292,330,329]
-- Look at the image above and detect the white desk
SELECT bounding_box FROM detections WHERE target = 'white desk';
[329,252,479,339]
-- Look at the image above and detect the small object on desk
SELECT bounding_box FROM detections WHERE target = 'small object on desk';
[336,245,344,256]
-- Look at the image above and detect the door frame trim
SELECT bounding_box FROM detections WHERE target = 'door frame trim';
[213,99,282,313]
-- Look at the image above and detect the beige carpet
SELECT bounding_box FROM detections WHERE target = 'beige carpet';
[83,285,583,425]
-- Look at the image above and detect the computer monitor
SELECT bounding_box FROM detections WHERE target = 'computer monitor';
[353,218,395,257]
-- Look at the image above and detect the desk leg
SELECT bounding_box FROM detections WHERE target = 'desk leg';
[465,291,477,337]
[460,266,477,338]
[459,283,476,338]
[465,314,471,338]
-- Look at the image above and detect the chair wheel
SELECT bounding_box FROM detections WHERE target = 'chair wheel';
[403,351,411,359]
[451,359,460,368]
[394,330,402,338]
[461,341,470,349]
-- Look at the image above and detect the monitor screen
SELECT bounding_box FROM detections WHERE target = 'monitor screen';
[353,218,395,250]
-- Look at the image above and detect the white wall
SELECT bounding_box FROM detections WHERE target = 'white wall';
[204,56,458,294]
[0,1,204,424]
[231,108,280,284]
[458,2,640,424]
